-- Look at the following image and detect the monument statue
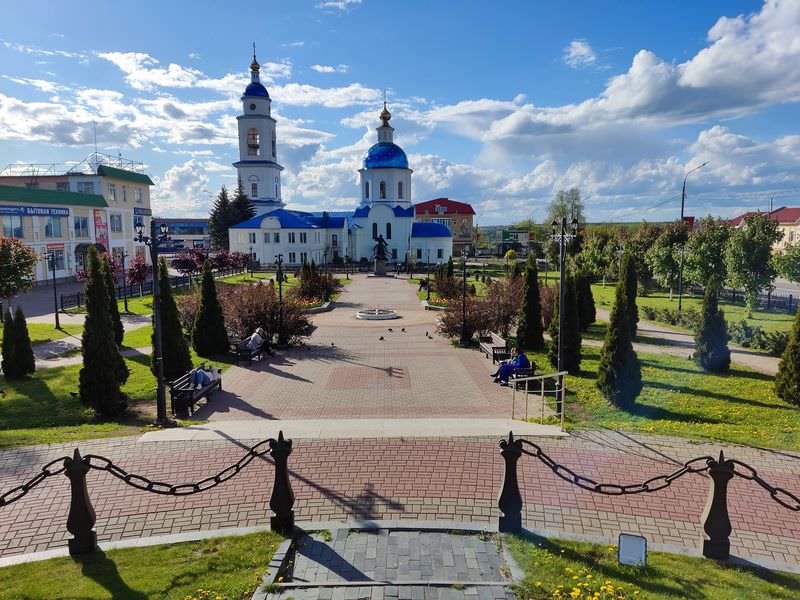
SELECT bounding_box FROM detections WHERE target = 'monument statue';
[374,235,389,261]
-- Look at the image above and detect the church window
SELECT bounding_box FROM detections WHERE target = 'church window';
[300,252,308,264]
[398,181,403,199]
[248,232,256,244]
[275,176,279,197]
[264,232,270,243]
[274,232,280,243]
[300,232,307,244]
[379,181,386,199]
[272,133,276,158]
[288,232,296,243]
[251,183,258,197]
[386,222,392,240]
[391,248,397,260]
[416,248,422,260]
[247,128,260,156]
[365,181,369,199]
[288,252,296,263]
[372,222,378,239]
[437,248,443,259]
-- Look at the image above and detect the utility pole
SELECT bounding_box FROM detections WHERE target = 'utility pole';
[677,161,709,313]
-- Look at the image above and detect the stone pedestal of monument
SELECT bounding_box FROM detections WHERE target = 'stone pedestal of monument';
[374,258,388,276]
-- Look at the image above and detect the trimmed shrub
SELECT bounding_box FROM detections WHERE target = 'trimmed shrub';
[154,258,193,382]
[620,253,638,335]
[776,306,800,407]
[517,254,545,350]
[102,255,124,346]
[192,260,229,356]
[1,307,35,379]
[597,282,642,409]
[576,271,596,332]
[79,246,128,418]
[1,308,13,377]
[548,275,582,374]
[694,278,731,372]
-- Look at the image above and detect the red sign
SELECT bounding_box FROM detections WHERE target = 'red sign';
[93,209,109,251]
[46,243,65,250]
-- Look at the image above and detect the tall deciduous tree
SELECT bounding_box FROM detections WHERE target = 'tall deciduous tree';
[684,216,731,287]
[208,186,233,250]
[79,246,128,418]
[620,253,638,336]
[517,254,544,350]
[694,277,730,373]
[581,226,620,285]
[546,188,585,226]
[192,260,229,356]
[596,280,642,409]
[625,221,662,291]
[645,220,689,298]
[125,252,152,287]
[0,236,37,303]
[725,213,783,317]
[772,243,800,284]
[102,255,124,347]
[548,274,582,374]
[153,258,193,381]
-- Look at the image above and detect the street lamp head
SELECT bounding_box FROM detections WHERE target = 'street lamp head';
[159,223,169,236]
[551,220,558,235]
[135,222,144,237]
[571,218,579,235]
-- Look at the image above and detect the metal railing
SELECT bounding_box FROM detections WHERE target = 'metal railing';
[510,371,568,430]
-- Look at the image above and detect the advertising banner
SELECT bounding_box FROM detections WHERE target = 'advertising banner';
[0,205,69,216]
[93,209,109,251]
[133,207,152,216]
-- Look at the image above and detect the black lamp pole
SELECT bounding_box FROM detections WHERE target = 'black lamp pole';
[248,246,253,276]
[275,253,285,345]
[677,161,709,313]
[551,217,578,415]
[46,251,60,329]
[136,219,173,427]
[460,248,469,346]
[345,255,350,280]
[120,251,129,313]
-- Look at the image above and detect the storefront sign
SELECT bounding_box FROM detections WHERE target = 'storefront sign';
[46,243,65,250]
[134,207,152,216]
[93,209,109,251]
[0,205,70,216]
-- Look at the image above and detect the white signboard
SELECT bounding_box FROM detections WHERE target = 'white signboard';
[618,533,647,567]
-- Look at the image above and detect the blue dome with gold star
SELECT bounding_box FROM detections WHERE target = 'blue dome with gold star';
[363,142,408,169]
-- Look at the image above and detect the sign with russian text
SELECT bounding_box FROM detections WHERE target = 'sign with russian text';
[93,209,109,251]
[134,207,152,216]
[46,243,65,250]
[0,205,70,216]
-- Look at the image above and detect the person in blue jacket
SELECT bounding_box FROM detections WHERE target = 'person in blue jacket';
[492,347,531,385]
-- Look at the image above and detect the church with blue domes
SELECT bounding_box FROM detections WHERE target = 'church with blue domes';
[229,51,452,267]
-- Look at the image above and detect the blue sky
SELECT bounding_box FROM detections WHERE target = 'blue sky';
[1,0,799,224]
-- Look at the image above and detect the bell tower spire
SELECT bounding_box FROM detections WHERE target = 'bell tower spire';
[377,95,394,143]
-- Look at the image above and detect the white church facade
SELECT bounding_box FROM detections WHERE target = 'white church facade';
[229,52,452,267]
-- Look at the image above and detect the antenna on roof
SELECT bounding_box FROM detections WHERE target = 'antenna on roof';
[91,120,98,172]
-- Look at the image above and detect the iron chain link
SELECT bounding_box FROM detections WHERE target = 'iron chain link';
[83,438,275,496]
[0,456,69,507]
[730,459,800,511]
[519,439,713,495]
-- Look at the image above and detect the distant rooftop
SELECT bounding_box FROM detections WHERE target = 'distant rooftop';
[0,152,146,178]
[729,206,800,227]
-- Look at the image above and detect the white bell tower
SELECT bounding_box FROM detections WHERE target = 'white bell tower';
[233,44,284,214]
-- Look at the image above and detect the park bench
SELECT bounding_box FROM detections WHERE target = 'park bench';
[168,367,221,417]
[229,338,269,365]
[508,363,537,390]
[479,332,510,364]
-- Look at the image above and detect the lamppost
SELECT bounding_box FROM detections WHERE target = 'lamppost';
[44,250,60,329]
[135,219,173,427]
[248,246,253,277]
[344,255,350,280]
[460,248,469,346]
[551,217,579,415]
[426,249,432,302]
[275,253,285,345]
[677,161,709,313]
[119,251,129,313]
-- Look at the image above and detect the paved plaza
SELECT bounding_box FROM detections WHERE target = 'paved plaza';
[0,275,799,578]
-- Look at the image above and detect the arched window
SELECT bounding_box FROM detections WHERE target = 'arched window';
[398,181,403,199]
[364,181,370,199]
[386,222,392,240]
[251,182,258,197]
[272,132,276,158]
[247,128,260,156]
[372,222,378,239]
[275,176,279,197]
[379,181,386,199]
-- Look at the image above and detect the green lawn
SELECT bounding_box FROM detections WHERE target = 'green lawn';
[507,534,800,599]
[0,530,284,600]
[592,284,795,333]
[0,322,84,345]
[121,325,153,349]
[523,344,799,450]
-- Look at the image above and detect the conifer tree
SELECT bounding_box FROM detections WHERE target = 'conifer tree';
[13,307,35,377]
[0,308,12,377]
[576,271,596,332]
[230,179,256,226]
[517,254,544,350]
[153,258,193,381]
[102,255,124,347]
[548,274,582,373]
[597,280,642,408]
[208,185,233,250]
[192,260,229,356]
[775,305,800,407]
[620,252,638,335]
[79,246,128,417]
[446,256,454,278]
[694,277,730,372]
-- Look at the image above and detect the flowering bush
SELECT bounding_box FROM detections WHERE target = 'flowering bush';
[485,276,523,337]
[229,251,250,270]
[211,250,232,270]
[125,252,152,286]
[297,261,341,302]
[540,284,557,329]
[172,248,207,278]
[76,252,122,282]
[436,296,493,341]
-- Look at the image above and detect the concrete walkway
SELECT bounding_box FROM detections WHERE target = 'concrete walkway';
[34,345,151,369]
[596,308,779,375]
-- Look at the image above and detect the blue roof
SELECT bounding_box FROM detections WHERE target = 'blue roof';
[352,205,414,219]
[232,209,348,230]
[244,81,269,98]
[363,142,408,169]
[411,222,452,238]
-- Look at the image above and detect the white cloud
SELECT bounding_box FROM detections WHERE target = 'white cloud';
[563,40,597,68]
[1,39,87,60]
[311,64,349,73]
[272,82,381,107]
[151,159,212,215]
[317,0,363,11]
[97,52,202,91]
[283,41,305,47]
[188,52,201,60]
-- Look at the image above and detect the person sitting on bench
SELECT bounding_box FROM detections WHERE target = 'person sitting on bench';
[492,347,530,385]
[245,327,265,350]
[190,364,216,389]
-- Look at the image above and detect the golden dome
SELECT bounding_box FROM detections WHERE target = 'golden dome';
[251,42,260,72]
[379,102,391,125]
